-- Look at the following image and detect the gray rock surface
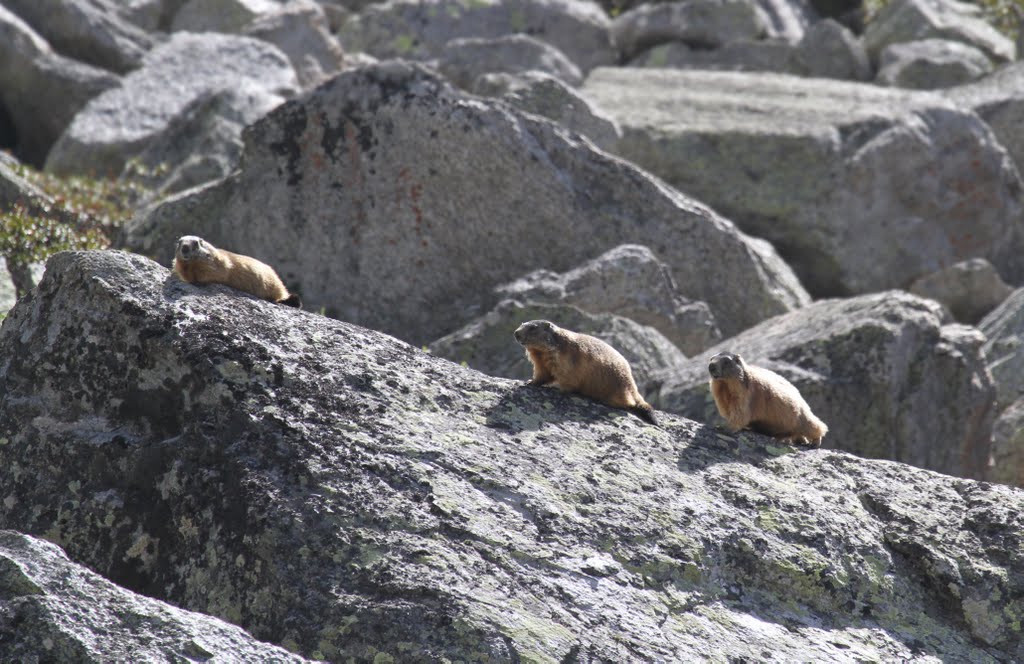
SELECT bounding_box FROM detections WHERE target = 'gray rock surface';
[474,71,621,151]
[243,0,344,88]
[980,287,1024,411]
[862,0,1015,64]
[991,399,1024,488]
[123,61,809,344]
[948,62,1024,177]
[493,244,721,355]
[1,249,1022,661]
[439,34,583,89]
[428,299,688,396]
[0,531,311,662]
[656,291,996,481]
[2,0,156,74]
[171,0,280,32]
[337,0,616,73]
[611,0,771,61]
[44,31,296,179]
[797,17,872,80]
[0,6,121,166]
[876,38,994,89]
[581,67,1024,297]
[909,258,1013,324]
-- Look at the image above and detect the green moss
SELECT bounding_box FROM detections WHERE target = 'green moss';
[391,34,415,54]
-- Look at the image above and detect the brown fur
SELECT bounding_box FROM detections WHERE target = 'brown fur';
[173,235,300,307]
[514,320,657,425]
[708,352,827,447]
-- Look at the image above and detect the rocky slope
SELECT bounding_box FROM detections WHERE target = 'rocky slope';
[0,250,1022,661]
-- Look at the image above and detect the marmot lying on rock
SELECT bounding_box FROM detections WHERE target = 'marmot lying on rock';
[173,235,301,308]
[514,319,657,425]
[708,352,827,447]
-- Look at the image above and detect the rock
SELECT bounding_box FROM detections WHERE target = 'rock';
[862,0,1015,65]
[45,31,296,179]
[991,399,1024,488]
[171,0,280,32]
[492,244,721,355]
[122,61,809,344]
[656,291,996,481]
[2,0,156,74]
[909,258,1013,324]
[0,6,121,167]
[428,299,687,395]
[630,38,800,73]
[980,288,1024,410]
[948,62,1024,177]
[611,0,771,61]
[875,38,994,89]
[243,0,345,88]
[0,531,311,662]
[796,18,872,80]
[121,87,283,199]
[752,0,817,41]
[581,67,1024,297]
[439,34,583,89]
[473,71,621,151]
[337,0,616,73]
[1,249,1023,660]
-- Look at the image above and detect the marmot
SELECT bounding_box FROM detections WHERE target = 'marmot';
[514,319,658,425]
[707,352,826,447]
[173,235,301,308]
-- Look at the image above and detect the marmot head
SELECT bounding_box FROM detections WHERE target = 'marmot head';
[708,352,748,382]
[175,235,216,263]
[514,319,562,348]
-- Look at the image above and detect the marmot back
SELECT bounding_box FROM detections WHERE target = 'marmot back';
[173,235,301,308]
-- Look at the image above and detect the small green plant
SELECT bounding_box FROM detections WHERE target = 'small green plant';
[1,158,151,299]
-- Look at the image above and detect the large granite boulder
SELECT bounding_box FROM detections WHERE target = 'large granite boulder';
[0,6,121,166]
[428,299,688,395]
[337,0,616,73]
[610,0,771,61]
[581,67,1024,297]
[492,244,721,355]
[0,531,310,662]
[2,0,156,74]
[862,0,1015,64]
[44,31,296,179]
[171,0,280,32]
[980,287,1024,411]
[473,71,621,151]
[438,34,583,89]
[908,257,1013,324]
[123,61,809,345]
[992,399,1024,489]
[656,291,996,481]
[243,0,344,89]
[948,62,1024,177]
[875,38,994,89]
[0,249,1022,660]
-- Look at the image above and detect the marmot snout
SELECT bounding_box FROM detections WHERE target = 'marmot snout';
[708,352,827,447]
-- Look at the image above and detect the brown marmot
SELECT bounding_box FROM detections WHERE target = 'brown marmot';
[708,352,827,447]
[173,235,301,308]
[514,319,658,425]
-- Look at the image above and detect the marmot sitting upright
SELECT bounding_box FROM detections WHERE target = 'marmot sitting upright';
[708,352,827,447]
[514,319,658,425]
[173,235,301,308]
